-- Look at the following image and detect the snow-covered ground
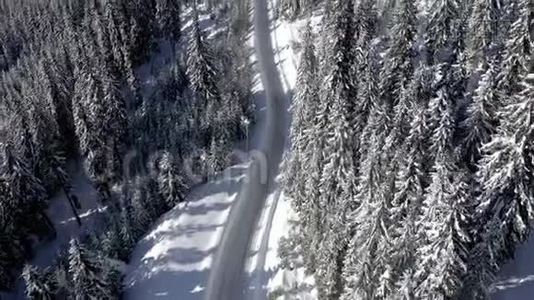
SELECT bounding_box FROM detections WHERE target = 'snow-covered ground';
[492,234,534,299]
[123,164,248,299]
[2,162,104,299]
[250,4,323,299]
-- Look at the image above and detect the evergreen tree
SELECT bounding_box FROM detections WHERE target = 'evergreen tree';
[425,0,463,63]
[475,72,534,273]
[276,0,317,20]
[68,239,116,299]
[0,143,49,236]
[414,67,473,299]
[207,114,232,177]
[157,153,187,208]
[283,22,318,212]
[354,0,377,47]
[100,76,128,180]
[22,265,56,300]
[130,177,153,232]
[466,0,499,70]
[0,211,26,289]
[129,0,156,65]
[119,204,137,260]
[101,223,123,260]
[313,1,358,298]
[351,0,379,161]
[282,20,321,277]
[387,104,431,298]
[155,0,181,41]
[496,0,532,103]
[379,0,416,110]
[186,12,222,145]
[414,153,471,299]
[379,1,423,227]
[460,59,499,166]
[354,45,380,161]
[341,129,391,300]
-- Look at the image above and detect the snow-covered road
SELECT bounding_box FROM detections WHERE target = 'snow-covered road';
[123,1,291,299]
[204,0,288,298]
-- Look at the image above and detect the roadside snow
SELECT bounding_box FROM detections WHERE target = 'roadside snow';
[245,3,324,300]
[492,233,534,299]
[123,164,248,299]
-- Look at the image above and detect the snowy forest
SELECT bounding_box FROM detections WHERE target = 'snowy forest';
[1,0,534,298]
[280,0,534,299]
[0,0,254,298]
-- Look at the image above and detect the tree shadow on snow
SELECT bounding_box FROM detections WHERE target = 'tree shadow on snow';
[124,163,249,300]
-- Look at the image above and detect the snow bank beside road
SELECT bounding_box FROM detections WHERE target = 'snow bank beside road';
[244,2,323,300]
[123,164,248,299]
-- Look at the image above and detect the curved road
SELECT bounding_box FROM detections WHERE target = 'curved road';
[204,0,288,299]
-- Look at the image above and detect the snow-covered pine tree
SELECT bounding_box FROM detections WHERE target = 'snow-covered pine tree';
[156,0,181,41]
[461,217,502,298]
[376,0,419,228]
[104,0,140,102]
[460,59,499,166]
[157,153,187,208]
[119,204,137,260]
[466,0,499,70]
[0,143,50,237]
[414,66,473,299]
[354,46,381,162]
[313,0,358,298]
[206,127,231,177]
[187,10,223,146]
[276,0,317,21]
[496,0,532,105]
[101,221,123,260]
[146,177,168,220]
[51,255,70,299]
[40,46,77,153]
[100,75,129,180]
[425,57,466,162]
[378,0,416,111]
[346,64,423,300]
[424,0,463,63]
[22,265,56,300]
[300,118,326,272]
[129,0,156,65]
[71,53,102,177]
[95,2,121,81]
[340,3,420,294]
[283,22,318,212]
[354,0,377,46]
[341,129,391,300]
[29,61,65,174]
[378,65,434,297]
[351,0,378,157]
[68,238,116,299]
[0,209,26,289]
[474,70,534,274]
[130,177,153,232]
[280,21,320,276]
[387,106,429,299]
[415,153,472,299]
